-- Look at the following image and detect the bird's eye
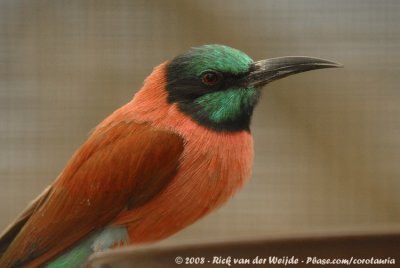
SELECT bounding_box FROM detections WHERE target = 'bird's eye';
[201,71,220,86]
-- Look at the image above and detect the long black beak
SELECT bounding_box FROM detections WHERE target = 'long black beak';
[243,56,342,88]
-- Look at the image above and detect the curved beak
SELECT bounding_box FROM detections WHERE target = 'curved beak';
[243,56,342,88]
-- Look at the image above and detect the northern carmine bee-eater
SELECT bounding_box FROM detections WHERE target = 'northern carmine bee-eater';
[0,45,340,267]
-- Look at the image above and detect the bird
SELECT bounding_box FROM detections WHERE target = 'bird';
[0,44,341,267]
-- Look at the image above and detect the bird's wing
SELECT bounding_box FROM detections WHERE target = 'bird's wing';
[0,120,184,268]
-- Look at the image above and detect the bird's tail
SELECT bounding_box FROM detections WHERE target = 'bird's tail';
[0,186,52,260]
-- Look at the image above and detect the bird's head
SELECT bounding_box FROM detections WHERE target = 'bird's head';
[166,44,341,132]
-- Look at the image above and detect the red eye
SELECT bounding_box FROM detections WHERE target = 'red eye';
[202,71,220,86]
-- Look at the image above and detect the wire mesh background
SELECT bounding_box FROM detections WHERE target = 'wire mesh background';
[1,0,399,245]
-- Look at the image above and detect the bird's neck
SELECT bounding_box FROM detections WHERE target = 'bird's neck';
[129,62,259,133]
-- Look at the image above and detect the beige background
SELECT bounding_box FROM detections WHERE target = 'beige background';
[1,0,399,245]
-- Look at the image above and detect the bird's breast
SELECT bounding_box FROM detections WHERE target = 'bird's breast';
[115,114,253,243]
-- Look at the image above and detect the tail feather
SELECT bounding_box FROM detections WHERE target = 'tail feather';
[0,186,52,258]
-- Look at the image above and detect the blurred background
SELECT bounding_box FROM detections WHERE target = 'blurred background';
[1,0,399,246]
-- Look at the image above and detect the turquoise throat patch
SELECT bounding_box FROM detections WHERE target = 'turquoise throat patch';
[195,87,258,124]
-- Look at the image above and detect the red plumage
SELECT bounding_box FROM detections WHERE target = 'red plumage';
[0,62,253,267]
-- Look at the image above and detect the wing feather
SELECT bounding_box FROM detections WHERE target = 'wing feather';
[0,120,184,268]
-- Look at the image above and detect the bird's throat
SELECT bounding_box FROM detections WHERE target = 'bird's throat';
[178,87,260,132]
